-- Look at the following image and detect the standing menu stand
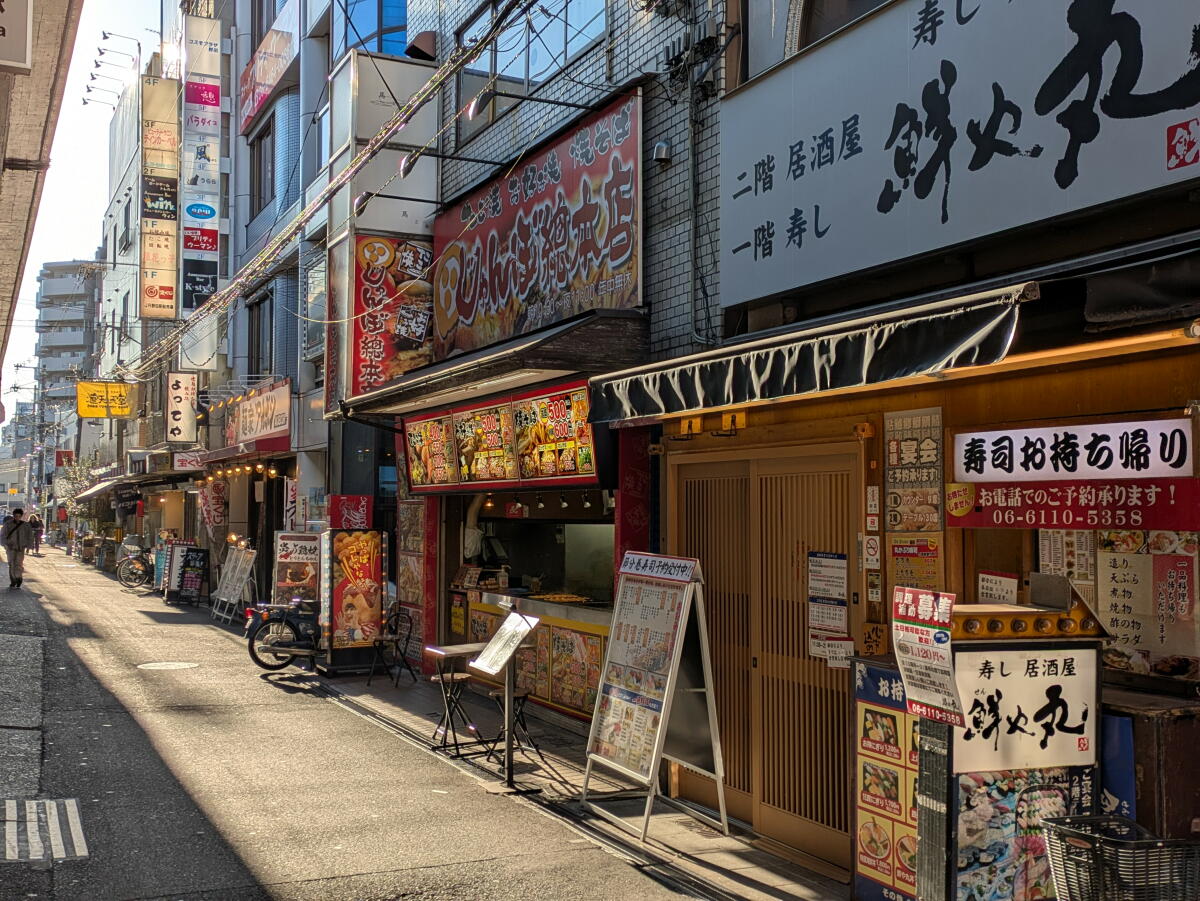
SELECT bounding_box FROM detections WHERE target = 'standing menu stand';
[175,547,211,606]
[469,610,541,793]
[581,551,728,842]
[163,542,198,604]
[210,548,258,623]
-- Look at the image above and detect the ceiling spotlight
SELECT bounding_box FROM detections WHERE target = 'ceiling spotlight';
[255,462,264,472]
[484,492,494,508]
[560,493,568,509]
[267,466,278,478]
[582,492,592,509]
[536,494,545,509]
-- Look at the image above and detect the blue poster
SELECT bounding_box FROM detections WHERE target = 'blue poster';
[1100,714,1136,819]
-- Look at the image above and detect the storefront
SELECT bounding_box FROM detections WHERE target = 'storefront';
[589,282,1200,879]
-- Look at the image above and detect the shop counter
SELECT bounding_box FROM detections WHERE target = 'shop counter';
[467,590,610,719]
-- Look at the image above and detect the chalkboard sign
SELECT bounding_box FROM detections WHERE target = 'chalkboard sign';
[164,542,197,603]
[582,552,727,842]
[177,547,210,603]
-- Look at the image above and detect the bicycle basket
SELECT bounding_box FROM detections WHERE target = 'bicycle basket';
[1042,816,1200,901]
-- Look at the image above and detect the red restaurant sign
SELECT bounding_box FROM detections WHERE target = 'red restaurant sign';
[946,478,1200,530]
[349,236,434,398]
[431,92,641,360]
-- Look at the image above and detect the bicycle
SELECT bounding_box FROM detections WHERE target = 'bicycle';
[116,543,153,589]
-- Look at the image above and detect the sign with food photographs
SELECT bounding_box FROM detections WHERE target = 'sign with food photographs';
[402,381,601,492]
[272,532,320,605]
[854,660,917,901]
[323,530,385,649]
[512,384,597,482]
[885,408,942,532]
[404,414,457,488]
[453,403,517,483]
[1097,530,1199,681]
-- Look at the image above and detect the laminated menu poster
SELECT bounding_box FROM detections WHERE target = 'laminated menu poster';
[471,611,540,676]
[1096,530,1199,680]
[272,532,320,604]
[587,553,697,782]
[854,660,917,901]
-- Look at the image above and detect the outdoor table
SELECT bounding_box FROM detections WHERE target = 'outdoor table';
[424,642,488,757]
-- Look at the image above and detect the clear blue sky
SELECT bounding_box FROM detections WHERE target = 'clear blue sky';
[2,0,161,408]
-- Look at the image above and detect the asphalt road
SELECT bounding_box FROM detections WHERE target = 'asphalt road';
[0,549,689,901]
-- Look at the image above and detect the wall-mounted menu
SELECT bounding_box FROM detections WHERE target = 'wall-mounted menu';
[513,385,596,481]
[404,380,601,492]
[454,403,517,483]
[404,414,457,488]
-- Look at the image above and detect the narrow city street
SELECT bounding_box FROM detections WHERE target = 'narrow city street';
[0,549,691,901]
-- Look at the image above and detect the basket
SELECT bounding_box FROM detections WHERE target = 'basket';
[1042,816,1200,901]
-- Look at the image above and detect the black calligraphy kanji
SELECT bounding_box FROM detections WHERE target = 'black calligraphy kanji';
[1050,431,1080,472]
[1085,432,1114,469]
[964,690,1004,751]
[878,61,957,225]
[811,128,835,170]
[754,154,776,194]
[967,82,1043,171]
[840,115,863,159]
[962,437,986,475]
[1021,436,1047,471]
[1033,684,1088,750]
[956,0,979,25]
[787,139,806,180]
[814,205,830,238]
[913,0,945,47]
[1119,428,1151,471]
[1005,705,1035,736]
[991,435,1014,473]
[786,208,807,249]
[754,221,775,260]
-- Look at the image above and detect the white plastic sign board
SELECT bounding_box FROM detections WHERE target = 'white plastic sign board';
[471,611,539,677]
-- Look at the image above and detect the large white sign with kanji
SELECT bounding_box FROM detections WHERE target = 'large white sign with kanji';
[953,419,1192,482]
[721,0,1200,306]
[953,648,1098,773]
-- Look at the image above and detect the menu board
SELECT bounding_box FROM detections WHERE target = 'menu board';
[471,611,540,676]
[323,530,386,649]
[403,381,601,492]
[404,414,457,488]
[513,384,596,481]
[1096,530,1199,680]
[453,403,517,483]
[165,542,197,594]
[550,626,604,711]
[272,532,320,604]
[854,659,917,901]
[177,547,210,603]
[588,554,694,781]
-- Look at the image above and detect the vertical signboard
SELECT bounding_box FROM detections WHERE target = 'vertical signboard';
[140,76,180,320]
[854,659,918,901]
[180,16,224,323]
[272,532,321,604]
[323,530,385,648]
[165,372,198,443]
[348,236,434,398]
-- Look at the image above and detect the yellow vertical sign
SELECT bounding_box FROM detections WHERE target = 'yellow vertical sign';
[76,381,134,418]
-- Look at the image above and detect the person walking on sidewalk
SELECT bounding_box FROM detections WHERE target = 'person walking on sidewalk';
[28,512,44,555]
[3,508,36,588]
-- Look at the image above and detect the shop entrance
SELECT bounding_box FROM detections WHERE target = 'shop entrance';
[670,444,861,874]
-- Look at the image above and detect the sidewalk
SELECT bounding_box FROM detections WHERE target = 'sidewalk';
[324,671,850,901]
[0,558,47,802]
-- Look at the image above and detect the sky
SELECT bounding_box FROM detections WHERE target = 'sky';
[2,0,161,410]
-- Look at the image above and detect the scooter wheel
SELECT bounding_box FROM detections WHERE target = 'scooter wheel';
[248,619,300,670]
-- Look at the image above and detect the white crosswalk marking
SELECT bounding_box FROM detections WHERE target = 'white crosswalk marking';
[0,799,89,862]
[24,801,42,859]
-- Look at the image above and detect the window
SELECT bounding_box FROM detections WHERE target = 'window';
[250,122,275,217]
[332,0,407,60]
[456,0,604,142]
[247,293,274,374]
[315,104,331,170]
[252,0,277,46]
[746,0,888,79]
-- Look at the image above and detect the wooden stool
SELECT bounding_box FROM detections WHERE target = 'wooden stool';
[486,688,545,762]
[430,672,476,755]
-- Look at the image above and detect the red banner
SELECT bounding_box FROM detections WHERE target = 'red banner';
[432,92,641,359]
[349,236,435,398]
[946,478,1200,530]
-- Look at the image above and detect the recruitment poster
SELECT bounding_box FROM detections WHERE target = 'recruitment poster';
[891,586,964,726]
